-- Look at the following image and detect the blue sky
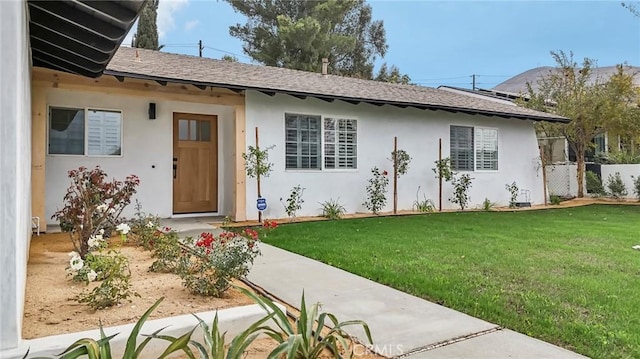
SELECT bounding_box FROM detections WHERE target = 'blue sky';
[126,0,640,89]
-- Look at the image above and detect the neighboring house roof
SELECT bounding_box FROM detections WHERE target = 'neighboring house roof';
[28,0,145,78]
[493,65,640,94]
[437,86,518,106]
[104,47,569,123]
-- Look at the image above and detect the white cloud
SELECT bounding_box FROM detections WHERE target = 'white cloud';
[158,0,189,39]
[184,20,199,32]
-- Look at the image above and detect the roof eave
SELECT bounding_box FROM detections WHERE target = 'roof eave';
[103,69,570,124]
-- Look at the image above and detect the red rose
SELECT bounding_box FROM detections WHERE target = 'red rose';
[382,170,388,176]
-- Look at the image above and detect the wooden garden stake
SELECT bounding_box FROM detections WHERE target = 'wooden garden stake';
[540,146,548,206]
[438,138,443,212]
[255,127,262,223]
[393,137,398,214]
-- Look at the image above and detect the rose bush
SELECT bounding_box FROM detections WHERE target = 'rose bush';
[177,230,262,297]
[52,166,139,258]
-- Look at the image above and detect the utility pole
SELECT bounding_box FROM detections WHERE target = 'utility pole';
[198,40,203,57]
[472,74,476,90]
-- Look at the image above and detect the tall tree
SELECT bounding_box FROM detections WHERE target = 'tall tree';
[226,0,400,80]
[375,63,411,84]
[524,51,637,197]
[134,0,162,50]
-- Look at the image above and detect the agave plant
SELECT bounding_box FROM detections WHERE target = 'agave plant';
[27,298,194,359]
[185,311,275,359]
[238,287,373,359]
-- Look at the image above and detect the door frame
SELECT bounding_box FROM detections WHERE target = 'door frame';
[172,112,218,214]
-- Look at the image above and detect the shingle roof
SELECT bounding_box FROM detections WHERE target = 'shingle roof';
[105,47,568,123]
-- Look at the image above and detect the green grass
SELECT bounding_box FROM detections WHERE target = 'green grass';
[263,205,640,359]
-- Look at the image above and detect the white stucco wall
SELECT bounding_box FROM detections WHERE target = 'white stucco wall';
[244,91,544,220]
[44,89,236,220]
[0,0,31,350]
[601,164,640,198]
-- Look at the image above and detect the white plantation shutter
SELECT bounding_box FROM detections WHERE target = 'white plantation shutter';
[87,110,122,156]
[475,128,498,170]
[285,113,321,169]
[450,126,474,171]
[324,118,357,169]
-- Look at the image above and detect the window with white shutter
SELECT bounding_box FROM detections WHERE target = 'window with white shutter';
[87,110,122,156]
[475,127,498,171]
[450,125,498,171]
[324,118,357,169]
[285,113,321,169]
[48,107,122,156]
[450,126,474,171]
[284,114,358,171]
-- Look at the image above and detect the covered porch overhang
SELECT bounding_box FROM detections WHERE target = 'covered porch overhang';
[31,67,249,230]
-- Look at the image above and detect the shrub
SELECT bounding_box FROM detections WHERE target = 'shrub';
[320,198,346,220]
[606,172,628,199]
[633,175,640,201]
[129,200,161,250]
[549,194,562,205]
[363,167,389,214]
[243,287,373,359]
[390,149,411,176]
[413,186,435,212]
[177,231,261,297]
[450,174,473,210]
[149,227,182,273]
[52,166,139,258]
[74,251,138,310]
[482,198,496,211]
[505,182,519,208]
[259,219,279,238]
[586,171,605,195]
[281,185,305,219]
[242,145,274,178]
[594,150,640,164]
[433,157,454,182]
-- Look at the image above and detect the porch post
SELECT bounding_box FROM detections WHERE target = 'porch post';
[233,105,247,222]
[31,85,47,230]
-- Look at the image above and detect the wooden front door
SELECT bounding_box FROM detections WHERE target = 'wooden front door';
[173,113,218,214]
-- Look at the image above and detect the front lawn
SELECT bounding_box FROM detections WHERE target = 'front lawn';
[263,205,640,359]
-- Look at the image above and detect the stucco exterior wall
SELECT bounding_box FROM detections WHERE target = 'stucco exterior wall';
[244,91,544,220]
[0,0,31,350]
[44,89,236,220]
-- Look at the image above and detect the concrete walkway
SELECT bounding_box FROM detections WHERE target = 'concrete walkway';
[248,244,587,359]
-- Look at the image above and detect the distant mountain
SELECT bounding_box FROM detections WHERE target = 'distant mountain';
[493,65,640,95]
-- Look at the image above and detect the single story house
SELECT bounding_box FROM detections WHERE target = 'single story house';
[36,47,568,225]
[1,0,568,353]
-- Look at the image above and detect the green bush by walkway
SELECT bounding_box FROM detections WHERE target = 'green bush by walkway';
[263,205,640,359]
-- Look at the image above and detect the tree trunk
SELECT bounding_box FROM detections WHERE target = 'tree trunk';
[576,143,586,198]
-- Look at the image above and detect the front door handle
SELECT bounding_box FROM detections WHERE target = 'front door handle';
[173,157,178,179]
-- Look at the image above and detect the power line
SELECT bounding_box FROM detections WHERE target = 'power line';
[412,75,471,81]
[203,46,252,60]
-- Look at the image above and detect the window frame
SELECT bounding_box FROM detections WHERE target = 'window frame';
[284,112,359,172]
[322,116,358,171]
[474,127,499,172]
[47,106,124,157]
[284,113,323,171]
[449,125,499,172]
